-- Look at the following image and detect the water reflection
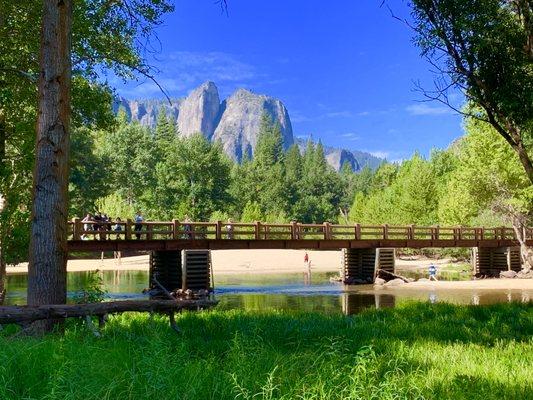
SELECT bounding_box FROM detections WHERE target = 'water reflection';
[4,270,532,315]
[341,293,396,315]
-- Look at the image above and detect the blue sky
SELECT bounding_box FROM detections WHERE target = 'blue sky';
[112,0,464,161]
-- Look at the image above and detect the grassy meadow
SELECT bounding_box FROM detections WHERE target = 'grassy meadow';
[0,302,531,399]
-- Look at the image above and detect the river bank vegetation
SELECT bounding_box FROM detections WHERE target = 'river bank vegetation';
[0,302,531,399]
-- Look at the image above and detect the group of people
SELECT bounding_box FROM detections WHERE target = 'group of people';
[81,212,125,240]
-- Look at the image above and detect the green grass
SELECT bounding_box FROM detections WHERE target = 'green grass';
[0,302,532,399]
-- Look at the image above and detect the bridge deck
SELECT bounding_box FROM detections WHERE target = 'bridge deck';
[67,219,531,252]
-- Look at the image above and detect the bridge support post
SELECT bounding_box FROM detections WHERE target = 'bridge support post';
[182,250,212,291]
[472,247,521,277]
[149,250,183,298]
[342,248,395,284]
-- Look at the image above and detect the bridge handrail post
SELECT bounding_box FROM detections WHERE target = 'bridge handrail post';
[323,222,331,240]
[72,217,81,240]
[172,219,179,239]
[255,221,261,240]
[146,223,153,240]
[382,224,389,240]
[433,225,440,240]
[290,221,297,240]
[458,226,463,240]
[125,219,132,240]
[355,223,361,240]
[408,224,414,240]
[216,220,222,240]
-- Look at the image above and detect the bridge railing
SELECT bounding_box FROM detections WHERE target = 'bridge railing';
[68,218,523,242]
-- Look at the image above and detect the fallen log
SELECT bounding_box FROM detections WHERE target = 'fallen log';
[375,269,410,283]
[0,299,218,325]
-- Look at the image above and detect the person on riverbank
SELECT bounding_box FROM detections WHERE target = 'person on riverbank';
[134,212,144,239]
[429,264,438,281]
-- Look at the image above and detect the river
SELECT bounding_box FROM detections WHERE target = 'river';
[4,270,532,315]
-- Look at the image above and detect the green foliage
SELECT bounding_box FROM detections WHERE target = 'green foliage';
[69,127,109,216]
[0,303,531,399]
[94,193,136,220]
[0,0,174,266]
[241,201,263,222]
[410,0,533,182]
[73,270,107,304]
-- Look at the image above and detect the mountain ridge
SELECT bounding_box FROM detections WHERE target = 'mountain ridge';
[114,81,383,170]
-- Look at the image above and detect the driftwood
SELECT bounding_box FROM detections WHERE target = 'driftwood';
[0,299,218,325]
[375,269,410,283]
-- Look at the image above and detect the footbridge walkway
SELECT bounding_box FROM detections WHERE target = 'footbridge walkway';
[68,219,531,252]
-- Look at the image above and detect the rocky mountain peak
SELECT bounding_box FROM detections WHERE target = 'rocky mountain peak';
[177,81,220,138]
[115,82,382,170]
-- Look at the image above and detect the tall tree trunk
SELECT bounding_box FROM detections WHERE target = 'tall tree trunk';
[27,0,72,331]
[0,111,6,304]
[511,216,533,273]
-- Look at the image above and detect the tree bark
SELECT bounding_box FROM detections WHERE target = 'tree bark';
[0,107,6,304]
[511,217,533,273]
[27,0,72,331]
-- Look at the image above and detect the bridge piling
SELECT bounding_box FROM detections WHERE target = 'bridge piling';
[149,250,183,298]
[472,246,521,277]
[342,248,396,284]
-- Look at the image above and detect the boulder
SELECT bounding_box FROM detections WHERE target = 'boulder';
[500,270,518,279]
[384,278,406,287]
[374,277,386,286]
[516,270,533,279]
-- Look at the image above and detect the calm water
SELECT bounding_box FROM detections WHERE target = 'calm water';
[5,270,532,315]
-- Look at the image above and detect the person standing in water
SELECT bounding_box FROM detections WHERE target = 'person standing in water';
[304,252,311,285]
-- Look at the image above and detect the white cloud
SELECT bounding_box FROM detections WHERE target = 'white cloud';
[340,132,359,141]
[119,51,261,98]
[368,151,390,159]
[406,103,453,116]
[325,111,353,118]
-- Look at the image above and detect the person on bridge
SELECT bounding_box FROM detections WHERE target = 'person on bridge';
[113,217,123,238]
[134,212,144,239]
[225,219,234,239]
[183,215,192,239]
[81,213,93,240]
[428,264,438,281]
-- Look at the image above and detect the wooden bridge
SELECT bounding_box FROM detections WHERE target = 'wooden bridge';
[68,219,530,289]
[67,219,531,252]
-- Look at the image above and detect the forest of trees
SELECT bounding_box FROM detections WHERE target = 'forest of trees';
[65,107,531,242]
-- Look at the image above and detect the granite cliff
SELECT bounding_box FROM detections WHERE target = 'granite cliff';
[115,81,382,169]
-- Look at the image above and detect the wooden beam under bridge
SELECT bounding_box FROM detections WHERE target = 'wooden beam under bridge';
[67,238,531,252]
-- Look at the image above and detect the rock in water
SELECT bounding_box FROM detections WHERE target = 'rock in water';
[374,277,386,286]
[177,81,220,138]
[500,270,517,279]
[384,278,406,287]
[212,88,293,161]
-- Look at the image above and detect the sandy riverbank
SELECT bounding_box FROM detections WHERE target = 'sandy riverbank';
[6,250,461,275]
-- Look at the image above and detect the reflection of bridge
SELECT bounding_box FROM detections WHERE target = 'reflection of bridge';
[68,219,528,290]
[68,219,531,252]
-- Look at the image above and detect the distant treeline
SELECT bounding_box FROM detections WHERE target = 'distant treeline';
[71,109,529,230]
